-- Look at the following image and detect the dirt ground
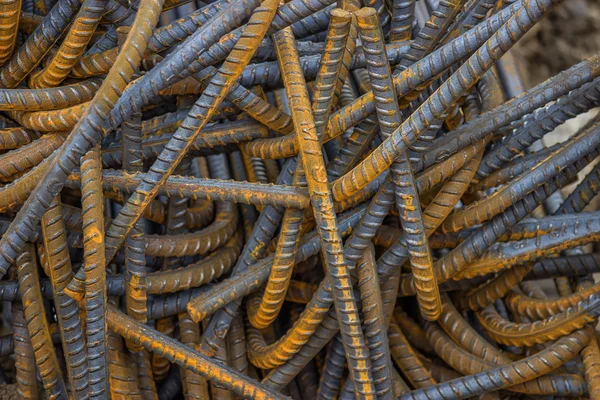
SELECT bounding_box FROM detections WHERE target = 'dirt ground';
[514,0,600,87]
[0,385,17,399]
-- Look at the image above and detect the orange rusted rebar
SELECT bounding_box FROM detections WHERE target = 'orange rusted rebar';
[0,0,596,398]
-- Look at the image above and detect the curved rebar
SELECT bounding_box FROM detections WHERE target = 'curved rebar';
[0,0,594,397]
[80,147,108,399]
[41,198,89,398]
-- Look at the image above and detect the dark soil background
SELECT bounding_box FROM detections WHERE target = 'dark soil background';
[0,386,17,399]
[514,0,600,87]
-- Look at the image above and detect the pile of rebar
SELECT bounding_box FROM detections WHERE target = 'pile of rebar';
[0,0,599,398]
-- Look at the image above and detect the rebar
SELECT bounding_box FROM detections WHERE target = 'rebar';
[0,0,598,398]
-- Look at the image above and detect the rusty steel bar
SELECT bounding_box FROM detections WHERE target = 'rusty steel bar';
[0,0,596,398]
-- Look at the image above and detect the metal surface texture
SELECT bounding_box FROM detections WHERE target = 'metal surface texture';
[0,0,597,398]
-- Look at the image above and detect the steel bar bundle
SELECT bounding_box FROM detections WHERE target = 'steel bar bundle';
[0,0,597,398]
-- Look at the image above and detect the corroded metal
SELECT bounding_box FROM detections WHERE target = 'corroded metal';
[0,0,598,398]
